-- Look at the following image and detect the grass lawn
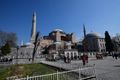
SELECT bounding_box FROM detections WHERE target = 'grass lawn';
[0,63,58,80]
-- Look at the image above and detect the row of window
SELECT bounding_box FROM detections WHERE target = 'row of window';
[100,43,105,48]
[99,39,104,42]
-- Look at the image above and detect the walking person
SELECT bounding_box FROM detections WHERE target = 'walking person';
[112,54,115,59]
[85,54,88,63]
[81,54,86,65]
[118,53,120,58]
[112,53,115,59]
[114,53,118,60]
[64,56,66,63]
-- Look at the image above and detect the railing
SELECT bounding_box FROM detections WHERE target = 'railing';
[7,66,96,80]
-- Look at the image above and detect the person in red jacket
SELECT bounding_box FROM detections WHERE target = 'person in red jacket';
[85,54,88,63]
[81,54,86,65]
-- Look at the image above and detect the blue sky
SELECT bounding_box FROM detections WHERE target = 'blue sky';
[0,0,120,44]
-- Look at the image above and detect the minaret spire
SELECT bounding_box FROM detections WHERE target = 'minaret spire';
[83,24,86,38]
[30,11,36,43]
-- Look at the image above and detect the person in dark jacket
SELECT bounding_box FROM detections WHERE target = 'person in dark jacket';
[81,54,86,65]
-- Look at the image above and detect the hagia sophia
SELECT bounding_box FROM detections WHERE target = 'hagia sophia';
[25,12,106,52]
[19,12,106,60]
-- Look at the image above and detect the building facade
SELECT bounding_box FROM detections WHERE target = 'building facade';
[83,32,106,52]
[43,29,77,50]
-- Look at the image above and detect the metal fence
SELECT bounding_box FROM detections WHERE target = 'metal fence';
[7,66,96,80]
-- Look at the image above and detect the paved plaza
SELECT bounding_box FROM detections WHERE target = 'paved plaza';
[1,55,120,80]
[41,56,120,80]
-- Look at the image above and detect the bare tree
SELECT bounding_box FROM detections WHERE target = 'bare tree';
[32,32,40,63]
[0,30,17,48]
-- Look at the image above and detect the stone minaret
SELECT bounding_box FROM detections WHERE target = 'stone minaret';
[83,24,86,38]
[30,12,36,43]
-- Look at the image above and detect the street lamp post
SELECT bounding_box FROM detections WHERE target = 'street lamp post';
[16,46,19,65]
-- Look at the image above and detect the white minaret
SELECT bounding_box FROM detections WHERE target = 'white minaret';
[30,12,36,43]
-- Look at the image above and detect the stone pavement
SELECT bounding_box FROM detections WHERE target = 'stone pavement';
[90,57,120,80]
[40,59,93,70]
[40,56,120,80]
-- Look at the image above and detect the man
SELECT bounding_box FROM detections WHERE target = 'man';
[81,54,86,65]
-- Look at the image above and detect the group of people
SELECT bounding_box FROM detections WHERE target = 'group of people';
[81,54,88,65]
[64,56,72,63]
[112,53,120,59]
[63,55,80,63]
[0,57,13,63]
[63,54,88,65]
[63,53,79,63]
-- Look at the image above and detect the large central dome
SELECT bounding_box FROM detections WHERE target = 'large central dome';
[86,32,100,38]
[53,29,63,32]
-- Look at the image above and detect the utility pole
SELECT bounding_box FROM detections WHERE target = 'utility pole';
[16,46,19,65]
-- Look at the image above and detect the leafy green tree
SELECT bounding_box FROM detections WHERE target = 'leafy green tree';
[1,42,11,56]
[105,31,114,54]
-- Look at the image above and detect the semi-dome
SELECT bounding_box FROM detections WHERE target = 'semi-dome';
[26,42,34,46]
[86,32,100,38]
